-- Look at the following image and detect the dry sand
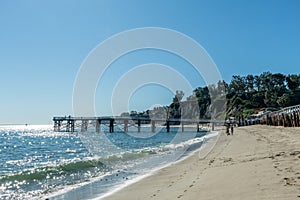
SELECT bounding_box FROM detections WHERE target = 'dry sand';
[101,125,300,200]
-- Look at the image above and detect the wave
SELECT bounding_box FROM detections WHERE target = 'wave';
[0,160,103,182]
[0,149,159,184]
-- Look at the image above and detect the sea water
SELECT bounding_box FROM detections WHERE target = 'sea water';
[0,124,212,200]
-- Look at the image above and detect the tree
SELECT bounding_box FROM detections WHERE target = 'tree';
[286,74,300,91]
[217,80,227,96]
[260,71,273,91]
[120,112,130,117]
[173,90,184,103]
[254,75,262,91]
[169,90,185,119]
[130,111,138,117]
[120,71,299,121]
[272,73,286,87]
[246,75,255,92]
[277,94,291,107]
[251,92,265,108]
[228,75,246,94]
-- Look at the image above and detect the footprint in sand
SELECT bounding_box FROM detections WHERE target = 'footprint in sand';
[283,177,296,186]
[285,167,294,173]
[289,150,300,156]
[275,152,285,157]
[177,194,183,198]
[223,158,233,163]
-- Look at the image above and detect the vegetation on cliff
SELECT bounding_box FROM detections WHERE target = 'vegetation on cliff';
[123,72,300,120]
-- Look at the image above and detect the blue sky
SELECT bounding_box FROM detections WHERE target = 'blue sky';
[0,0,299,124]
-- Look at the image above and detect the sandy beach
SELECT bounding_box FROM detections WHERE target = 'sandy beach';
[101,125,300,200]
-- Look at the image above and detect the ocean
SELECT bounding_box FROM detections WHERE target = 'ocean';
[0,124,216,200]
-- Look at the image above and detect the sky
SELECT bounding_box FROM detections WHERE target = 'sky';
[0,0,299,124]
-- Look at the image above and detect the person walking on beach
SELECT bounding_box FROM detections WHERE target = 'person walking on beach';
[225,118,234,135]
[230,124,234,135]
[225,120,230,135]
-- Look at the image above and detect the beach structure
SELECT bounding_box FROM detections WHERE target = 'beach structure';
[53,116,223,133]
[257,104,300,127]
[267,104,300,127]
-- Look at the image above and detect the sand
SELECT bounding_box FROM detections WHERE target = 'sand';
[101,125,300,200]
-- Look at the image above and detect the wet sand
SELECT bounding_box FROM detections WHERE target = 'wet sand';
[100,125,300,200]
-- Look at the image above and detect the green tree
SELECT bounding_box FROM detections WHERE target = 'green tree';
[228,75,246,94]
[286,74,300,91]
[277,94,291,107]
[246,75,255,92]
[173,90,184,103]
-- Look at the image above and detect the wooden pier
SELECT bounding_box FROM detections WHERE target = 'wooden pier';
[53,116,223,133]
[247,104,300,127]
[263,104,300,127]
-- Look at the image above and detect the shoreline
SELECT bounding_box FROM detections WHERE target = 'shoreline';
[100,125,300,200]
[45,129,217,200]
[96,130,220,200]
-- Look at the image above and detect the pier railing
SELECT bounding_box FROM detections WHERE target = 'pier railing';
[259,104,300,127]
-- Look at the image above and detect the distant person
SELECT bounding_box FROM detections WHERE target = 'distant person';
[230,124,234,135]
[225,119,230,135]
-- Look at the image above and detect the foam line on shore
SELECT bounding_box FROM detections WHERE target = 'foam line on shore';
[96,131,220,200]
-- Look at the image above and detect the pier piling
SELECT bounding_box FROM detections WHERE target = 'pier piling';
[96,120,101,133]
[109,119,114,133]
[124,119,128,133]
[151,121,156,133]
[137,120,141,132]
[196,123,200,132]
[166,121,170,133]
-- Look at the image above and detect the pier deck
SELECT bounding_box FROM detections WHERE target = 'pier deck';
[53,116,224,133]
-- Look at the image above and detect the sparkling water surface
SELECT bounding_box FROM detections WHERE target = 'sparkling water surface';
[0,125,208,200]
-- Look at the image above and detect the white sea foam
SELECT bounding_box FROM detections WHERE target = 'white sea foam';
[96,131,220,200]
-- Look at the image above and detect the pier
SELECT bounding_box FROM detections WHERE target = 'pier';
[262,104,300,127]
[53,116,223,133]
[244,104,300,127]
